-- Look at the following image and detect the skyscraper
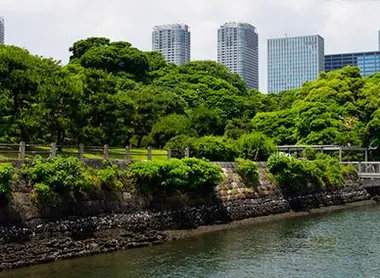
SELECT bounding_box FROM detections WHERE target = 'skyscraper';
[217,22,259,89]
[0,17,4,44]
[267,35,325,93]
[152,24,190,65]
[325,51,380,77]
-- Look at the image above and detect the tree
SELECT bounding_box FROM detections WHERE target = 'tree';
[148,114,195,148]
[69,37,110,61]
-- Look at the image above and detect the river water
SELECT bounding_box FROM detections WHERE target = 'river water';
[2,204,380,278]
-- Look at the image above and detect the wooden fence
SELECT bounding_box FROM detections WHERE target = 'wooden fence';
[0,142,190,163]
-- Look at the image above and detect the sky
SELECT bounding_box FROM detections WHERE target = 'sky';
[2,0,380,92]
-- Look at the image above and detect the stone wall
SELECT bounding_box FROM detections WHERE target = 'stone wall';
[0,163,372,271]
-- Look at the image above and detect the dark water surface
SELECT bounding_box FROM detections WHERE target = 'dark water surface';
[2,205,380,278]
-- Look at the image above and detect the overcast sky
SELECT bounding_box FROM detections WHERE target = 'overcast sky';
[2,0,380,92]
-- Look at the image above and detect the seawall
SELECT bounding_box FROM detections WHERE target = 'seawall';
[0,163,372,271]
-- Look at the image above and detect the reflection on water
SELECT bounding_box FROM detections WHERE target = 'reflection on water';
[1,205,380,278]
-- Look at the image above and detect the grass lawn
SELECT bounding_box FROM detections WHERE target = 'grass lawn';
[0,146,168,162]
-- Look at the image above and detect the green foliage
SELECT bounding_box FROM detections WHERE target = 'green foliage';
[129,158,222,194]
[23,156,91,194]
[191,136,237,161]
[32,183,58,209]
[235,158,260,187]
[94,161,124,191]
[165,136,236,161]
[268,152,349,193]
[302,146,316,160]
[181,158,223,190]
[0,163,14,194]
[3,39,380,150]
[267,153,323,192]
[148,114,195,148]
[237,133,277,161]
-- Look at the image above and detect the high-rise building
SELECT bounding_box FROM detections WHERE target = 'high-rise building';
[0,17,4,44]
[152,24,190,65]
[267,35,325,93]
[325,51,380,77]
[217,22,259,89]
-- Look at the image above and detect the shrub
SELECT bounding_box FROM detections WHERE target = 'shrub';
[129,161,161,193]
[182,158,223,190]
[165,135,237,161]
[192,136,237,161]
[0,163,14,194]
[302,146,316,160]
[268,153,322,192]
[313,154,345,186]
[235,158,260,188]
[268,152,347,193]
[129,158,222,194]
[31,183,58,209]
[237,132,277,161]
[94,161,124,191]
[23,156,91,195]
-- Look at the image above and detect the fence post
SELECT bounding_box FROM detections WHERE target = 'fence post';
[50,143,57,157]
[147,147,152,161]
[365,148,368,162]
[185,147,190,158]
[19,141,26,160]
[79,144,84,161]
[125,145,131,162]
[339,147,342,162]
[104,144,109,160]
[167,148,171,160]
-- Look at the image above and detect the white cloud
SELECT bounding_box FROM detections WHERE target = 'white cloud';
[2,0,380,92]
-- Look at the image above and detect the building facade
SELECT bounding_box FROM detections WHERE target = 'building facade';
[325,51,380,77]
[267,35,325,93]
[152,24,190,65]
[0,17,4,44]
[217,22,259,89]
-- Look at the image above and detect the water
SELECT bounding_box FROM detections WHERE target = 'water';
[2,205,380,278]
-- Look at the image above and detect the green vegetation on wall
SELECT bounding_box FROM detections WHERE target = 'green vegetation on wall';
[235,158,260,188]
[267,152,353,193]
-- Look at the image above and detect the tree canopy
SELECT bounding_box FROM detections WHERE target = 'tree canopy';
[1,39,380,151]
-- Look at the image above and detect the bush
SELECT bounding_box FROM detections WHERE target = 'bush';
[165,135,237,161]
[23,156,91,195]
[268,152,348,193]
[94,161,124,191]
[182,158,223,190]
[302,146,316,160]
[313,154,345,186]
[192,136,237,161]
[236,158,260,187]
[0,163,14,194]
[129,158,222,194]
[31,183,58,209]
[237,132,277,161]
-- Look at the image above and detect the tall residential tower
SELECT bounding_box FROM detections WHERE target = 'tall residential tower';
[0,17,4,44]
[217,22,259,89]
[152,24,190,65]
[268,35,325,93]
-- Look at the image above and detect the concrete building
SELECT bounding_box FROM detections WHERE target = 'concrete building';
[0,17,4,44]
[217,22,259,89]
[152,24,190,65]
[267,35,325,93]
[325,51,380,77]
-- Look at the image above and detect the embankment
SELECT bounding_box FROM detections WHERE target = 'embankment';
[0,162,373,271]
